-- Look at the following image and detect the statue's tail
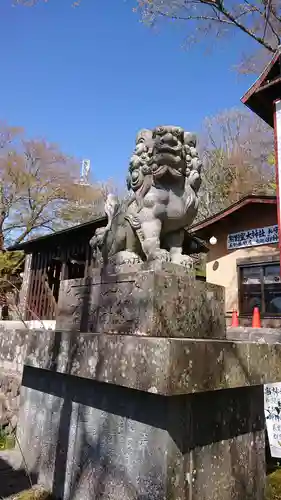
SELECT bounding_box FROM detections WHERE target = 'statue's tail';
[104,193,119,231]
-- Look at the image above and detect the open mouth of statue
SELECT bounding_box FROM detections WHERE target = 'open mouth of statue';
[155,145,181,156]
[153,151,182,166]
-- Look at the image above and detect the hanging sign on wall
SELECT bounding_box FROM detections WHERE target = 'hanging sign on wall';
[227,225,278,250]
[264,383,281,458]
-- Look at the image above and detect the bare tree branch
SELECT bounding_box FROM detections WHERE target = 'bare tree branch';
[197,108,275,219]
[15,0,281,73]
[0,123,110,249]
[135,0,281,72]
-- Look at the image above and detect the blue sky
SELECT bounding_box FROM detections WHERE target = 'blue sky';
[0,0,255,186]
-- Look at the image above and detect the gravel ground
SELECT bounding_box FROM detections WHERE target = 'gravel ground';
[3,486,53,500]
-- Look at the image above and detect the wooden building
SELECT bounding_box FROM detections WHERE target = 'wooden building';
[9,216,105,321]
[9,216,207,322]
[191,194,281,327]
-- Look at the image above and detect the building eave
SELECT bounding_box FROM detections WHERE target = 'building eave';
[190,195,277,235]
[8,215,107,252]
[241,48,281,127]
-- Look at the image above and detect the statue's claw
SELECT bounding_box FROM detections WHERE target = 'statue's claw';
[171,254,193,269]
[147,248,170,263]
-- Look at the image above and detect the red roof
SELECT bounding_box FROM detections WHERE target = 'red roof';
[190,194,276,234]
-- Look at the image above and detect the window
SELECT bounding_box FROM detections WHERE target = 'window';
[239,262,281,315]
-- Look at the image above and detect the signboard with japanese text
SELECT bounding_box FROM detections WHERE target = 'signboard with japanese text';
[227,225,278,250]
[264,383,281,458]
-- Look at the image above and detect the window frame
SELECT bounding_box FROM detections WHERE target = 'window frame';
[238,260,281,317]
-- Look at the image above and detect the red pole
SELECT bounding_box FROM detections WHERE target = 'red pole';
[273,99,281,273]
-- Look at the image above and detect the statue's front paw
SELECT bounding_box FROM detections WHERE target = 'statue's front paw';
[148,249,170,263]
[171,254,193,269]
[180,255,194,269]
[110,251,143,266]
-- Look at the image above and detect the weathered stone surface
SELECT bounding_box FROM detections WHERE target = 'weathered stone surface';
[0,328,28,431]
[228,326,281,343]
[23,329,281,395]
[0,371,21,429]
[56,266,226,338]
[17,366,265,500]
[4,270,279,499]
[0,327,29,373]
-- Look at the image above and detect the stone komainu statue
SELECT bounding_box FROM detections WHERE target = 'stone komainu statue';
[90,126,202,268]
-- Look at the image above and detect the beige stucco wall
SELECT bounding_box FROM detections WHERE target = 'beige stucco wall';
[207,243,279,313]
[200,203,279,314]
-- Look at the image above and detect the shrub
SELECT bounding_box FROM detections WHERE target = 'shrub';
[266,469,281,499]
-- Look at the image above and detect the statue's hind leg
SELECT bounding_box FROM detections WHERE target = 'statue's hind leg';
[140,216,170,262]
[126,221,144,257]
[165,230,193,268]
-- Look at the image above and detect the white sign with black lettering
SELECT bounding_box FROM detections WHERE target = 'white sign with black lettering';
[227,225,278,250]
[264,383,281,458]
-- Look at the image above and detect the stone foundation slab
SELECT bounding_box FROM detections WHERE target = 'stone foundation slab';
[24,329,281,396]
[17,366,265,500]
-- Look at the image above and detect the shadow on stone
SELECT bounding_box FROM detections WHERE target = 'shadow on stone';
[22,366,264,452]
[50,330,80,499]
[52,397,72,499]
[20,365,265,499]
[0,456,38,498]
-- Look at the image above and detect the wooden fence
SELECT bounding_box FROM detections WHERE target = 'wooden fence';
[25,241,92,321]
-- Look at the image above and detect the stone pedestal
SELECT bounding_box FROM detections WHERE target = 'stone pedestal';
[56,265,226,338]
[15,267,281,499]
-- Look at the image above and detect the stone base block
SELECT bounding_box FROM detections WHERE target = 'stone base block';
[17,366,265,500]
[17,329,281,499]
[0,371,21,429]
[24,330,281,395]
[56,265,225,338]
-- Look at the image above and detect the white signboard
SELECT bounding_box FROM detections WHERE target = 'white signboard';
[264,383,281,458]
[227,225,278,250]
